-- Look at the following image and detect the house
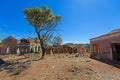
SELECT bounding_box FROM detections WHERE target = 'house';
[0,36,40,54]
[90,29,120,62]
[1,36,18,54]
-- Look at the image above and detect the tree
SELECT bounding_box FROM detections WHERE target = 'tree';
[51,36,63,46]
[0,36,2,42]
[27,36,34,40]
[23,5,61,59]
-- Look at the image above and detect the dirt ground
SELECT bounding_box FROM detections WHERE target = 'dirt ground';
[0,53,120,80]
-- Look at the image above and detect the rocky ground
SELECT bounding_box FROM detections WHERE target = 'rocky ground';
[0,53,120,80]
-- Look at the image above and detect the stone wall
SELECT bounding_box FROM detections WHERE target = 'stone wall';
[46,45,72,54]
[73,45,86,54]
[46,45,86,54]
[1,36,18,54]
[1,36,40,55]
[90,32,120,61]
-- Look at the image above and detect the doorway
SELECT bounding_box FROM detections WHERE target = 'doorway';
[112,43,120,61]
[93,44,99,58]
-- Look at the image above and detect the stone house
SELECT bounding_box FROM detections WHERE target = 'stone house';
[17,38,40,54]
[90,29,120,62]
[1,36,18,54]
[0,36,40,54]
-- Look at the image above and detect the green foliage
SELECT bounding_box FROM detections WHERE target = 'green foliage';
[64,43,76,47]
[83,44,90,53]
[27,36,51,48]
[23,5,61,58]
[23,5,61,32]
[23,5,61,41]
[51,36,63,46]
[0,43,2,47]
[79,44,90,53]
[64,43,90,53]
[27,36,34,40]
[0,36,2,42]
[27,36,40,43]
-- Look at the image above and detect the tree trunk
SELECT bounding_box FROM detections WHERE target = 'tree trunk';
[36,32,45,59]
[40,39,45,59]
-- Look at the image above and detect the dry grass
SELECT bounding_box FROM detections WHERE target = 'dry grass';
[0,53,120,80]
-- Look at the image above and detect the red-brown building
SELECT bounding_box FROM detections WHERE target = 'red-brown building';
[90,29,120,61]
[0,36,40,54]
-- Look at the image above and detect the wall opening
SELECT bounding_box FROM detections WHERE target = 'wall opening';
[93,44,100,58]
[112,43,120,61]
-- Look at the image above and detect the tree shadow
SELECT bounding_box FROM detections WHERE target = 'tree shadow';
[0,58,31,76]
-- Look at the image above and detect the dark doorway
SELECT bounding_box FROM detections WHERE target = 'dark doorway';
[112,43,120,61]
[93,44,100,58]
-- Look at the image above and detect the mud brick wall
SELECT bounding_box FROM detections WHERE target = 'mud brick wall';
[90,32,120,61]
[46,45,86,54]
[46,45,72,54]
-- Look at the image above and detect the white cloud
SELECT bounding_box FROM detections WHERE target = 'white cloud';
[63,40,80,44]
[62,40,90,44]
[16,37,21,40]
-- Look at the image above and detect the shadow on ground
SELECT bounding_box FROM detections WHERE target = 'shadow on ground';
[90,57,120,69]
[0,59,31,76]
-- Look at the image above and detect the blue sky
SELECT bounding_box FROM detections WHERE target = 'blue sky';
[0,0,120,43]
